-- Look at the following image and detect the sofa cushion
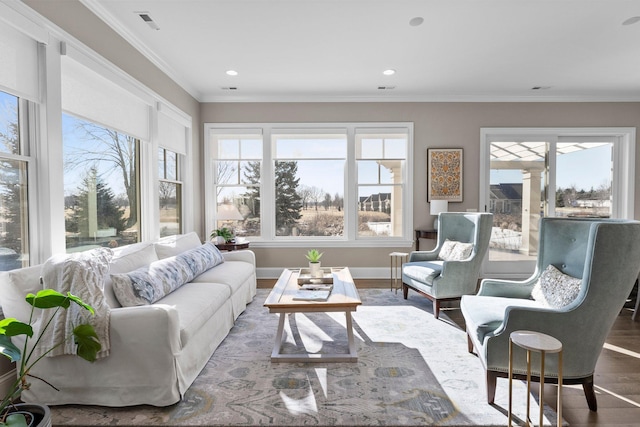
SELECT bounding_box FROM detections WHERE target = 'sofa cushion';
[402,261,443,285]
[154,232,202,259]
[190,260,255,295]
[531,264,582,308]
[0,265,44,320]
[157,282,231,347]
[111,243,225,306]
[461,295,545,343]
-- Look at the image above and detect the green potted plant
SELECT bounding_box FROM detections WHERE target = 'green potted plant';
[305,249,323,278]
[210,227,234,244]
[0,290,101,427]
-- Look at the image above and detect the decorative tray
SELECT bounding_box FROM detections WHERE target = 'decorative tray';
[297,267,335,285]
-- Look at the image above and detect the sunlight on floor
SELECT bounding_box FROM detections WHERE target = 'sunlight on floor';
[594,385,640,408]
[279,382,319,415]
[603,342,640,359]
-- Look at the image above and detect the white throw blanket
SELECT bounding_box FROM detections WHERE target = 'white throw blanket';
[37,247,113,359]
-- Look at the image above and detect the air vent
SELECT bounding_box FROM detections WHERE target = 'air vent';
[221,87,238,90]
[136,12,160,30]
[531,86,551,90]
[378,86,396,90]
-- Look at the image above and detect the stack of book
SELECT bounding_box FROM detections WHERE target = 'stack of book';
[292,283,333,301]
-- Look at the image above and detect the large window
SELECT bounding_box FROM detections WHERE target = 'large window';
[206,123,413,246]
[481,128,635,277]
[63,114,140,252]
[0,90,30,270]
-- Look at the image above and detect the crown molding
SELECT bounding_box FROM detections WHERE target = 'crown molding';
[79,0,202,101]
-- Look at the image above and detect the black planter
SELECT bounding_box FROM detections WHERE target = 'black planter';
[2,403,51,427]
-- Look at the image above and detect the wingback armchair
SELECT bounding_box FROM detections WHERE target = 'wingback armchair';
[461,217,640,411]
[402,212,493,318]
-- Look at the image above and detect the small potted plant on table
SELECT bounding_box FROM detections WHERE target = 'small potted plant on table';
[0,290,101,427]
[306,249,324,278]
[210,227,234,245]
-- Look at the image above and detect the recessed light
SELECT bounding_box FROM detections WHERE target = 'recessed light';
[622,16,640,26]
[383,69,396,76]
[409,17,424,27]
[226,70,238,76]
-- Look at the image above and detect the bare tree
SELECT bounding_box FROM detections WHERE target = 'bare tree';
[298,185,312,210]
[64,120,138,227]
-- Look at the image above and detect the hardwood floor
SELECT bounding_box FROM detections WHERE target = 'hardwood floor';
[258,278,640,426]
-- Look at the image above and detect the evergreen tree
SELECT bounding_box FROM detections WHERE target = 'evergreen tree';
[66,168,127,239]
[242,161,261,217]
[275,161,302,234]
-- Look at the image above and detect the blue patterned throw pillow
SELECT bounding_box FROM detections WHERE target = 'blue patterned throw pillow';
[111,242,225,306]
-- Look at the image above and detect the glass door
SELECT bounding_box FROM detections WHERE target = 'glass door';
[480,128,630,279]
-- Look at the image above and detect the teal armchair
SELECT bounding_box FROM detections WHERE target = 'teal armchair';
[461,217,640,411]
[402,212,493,318]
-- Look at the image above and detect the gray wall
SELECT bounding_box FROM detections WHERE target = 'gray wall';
[201,102,640,269]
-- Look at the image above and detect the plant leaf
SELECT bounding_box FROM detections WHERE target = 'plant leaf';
[66,293,95,315]
[0,335,22,363]
[73,324,101,362]
[0,318,32,338]
[26,289,70,309]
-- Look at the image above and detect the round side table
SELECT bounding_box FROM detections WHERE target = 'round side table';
[389,252,408,294]
[508,330,563,427]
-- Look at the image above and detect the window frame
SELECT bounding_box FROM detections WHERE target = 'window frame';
[204,122,414,248]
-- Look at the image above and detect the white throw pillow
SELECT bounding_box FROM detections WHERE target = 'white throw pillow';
[531,264,582,308]
[438,240,473,261]
[448,242,474,261]
[437,239,458,260]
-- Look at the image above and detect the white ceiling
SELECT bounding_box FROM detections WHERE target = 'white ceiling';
[81,0,640,103]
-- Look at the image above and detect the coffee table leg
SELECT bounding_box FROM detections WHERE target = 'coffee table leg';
[271,313,286,359]
[346,311,357,358]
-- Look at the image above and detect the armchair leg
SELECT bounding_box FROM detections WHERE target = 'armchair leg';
[486,370,497,404]
[433,300,440,319]
[466,332,474,353]
[583,380,598,412]
[402,283,409,300]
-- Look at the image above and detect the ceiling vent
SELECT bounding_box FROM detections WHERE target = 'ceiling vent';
[378,86,396,90]
[531,86,551,90]
[136,12,160,30]
[221,87,238,90]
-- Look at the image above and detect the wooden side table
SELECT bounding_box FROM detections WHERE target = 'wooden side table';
[215,242,250,251]
[508,330,563,427]
[415,229,437,250]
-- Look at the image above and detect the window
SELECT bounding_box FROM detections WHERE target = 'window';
[480,127,635,277]
[0,90,30,270]
[205,123,413,246]
[211,132,262,238]
[63,113,140,252]
[356,130,407,237]
[272,130,347,237]
[159,148,182,237]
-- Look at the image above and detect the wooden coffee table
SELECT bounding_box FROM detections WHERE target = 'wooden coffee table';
[264,267,361,363]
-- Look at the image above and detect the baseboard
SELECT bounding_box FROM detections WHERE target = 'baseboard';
[0,368,16,398]
[257,267,390,280]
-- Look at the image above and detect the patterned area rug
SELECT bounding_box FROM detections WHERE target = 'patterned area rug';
[50,288,560,426]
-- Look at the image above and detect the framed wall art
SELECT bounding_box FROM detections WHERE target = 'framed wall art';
[427,148,463,202]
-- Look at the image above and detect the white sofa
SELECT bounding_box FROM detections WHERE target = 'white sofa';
[0,232,256,407]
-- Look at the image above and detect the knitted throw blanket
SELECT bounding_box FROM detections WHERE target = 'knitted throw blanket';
[38,247,113,359]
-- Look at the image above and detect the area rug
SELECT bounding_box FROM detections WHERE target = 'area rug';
[49,289,560,426]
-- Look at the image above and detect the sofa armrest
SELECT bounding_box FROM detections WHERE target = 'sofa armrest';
[110,304,181,355]
[222,250,256,266]
[477,277,537,298]
[409,250,439,262]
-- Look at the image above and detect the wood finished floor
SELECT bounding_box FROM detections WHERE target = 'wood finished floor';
[258,278,640,427]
